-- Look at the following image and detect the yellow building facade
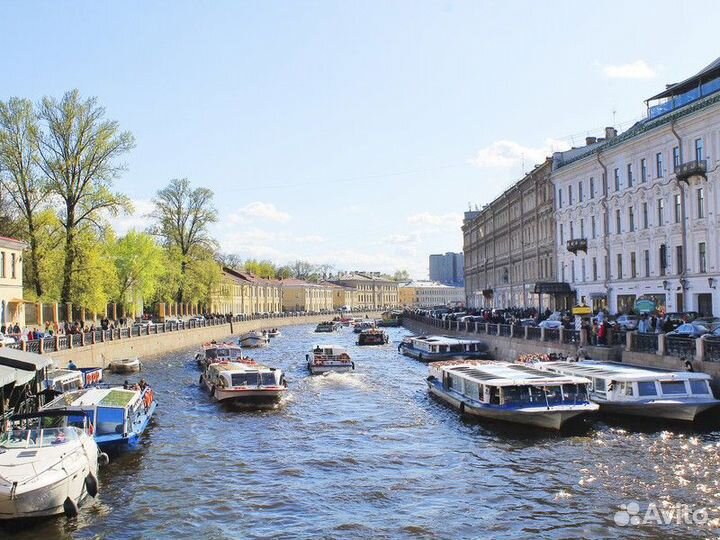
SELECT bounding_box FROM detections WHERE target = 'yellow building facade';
[281,279,334,312]
[330,273,399,309]
[211,268,282,315]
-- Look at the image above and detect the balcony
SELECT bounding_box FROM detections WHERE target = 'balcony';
[566,238,588,255]
[675,160,707,183]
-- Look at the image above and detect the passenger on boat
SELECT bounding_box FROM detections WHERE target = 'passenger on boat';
[52,430,67,445]
[123,380,131,389]
[683,357,694,372]
[68,360,78,370]
[139,379,148,390]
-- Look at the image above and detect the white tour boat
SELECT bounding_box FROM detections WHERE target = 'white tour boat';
[427,360,598,430]
[195,342,246,369]
[200,361,287,406]
[399,335,489,362]
[108,357,141,374]
[535,360,720,421]
[0,410,102,519]
[306,345,354,374]
[238,330,270,348]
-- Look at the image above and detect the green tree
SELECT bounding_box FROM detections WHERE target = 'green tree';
[69,228,119,315]
[113,231,165,315]
[244,259,277,279]
[0,97,47,298]
[35,90,134,304]
[276,265,293,279]
[150,178,217,302]
[183,249,223,307]
[392,269,411,282]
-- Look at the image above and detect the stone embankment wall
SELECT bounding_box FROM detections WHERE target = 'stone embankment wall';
[50,313,380,368]
[402,318,720,387]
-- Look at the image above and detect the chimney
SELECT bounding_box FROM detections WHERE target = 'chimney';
[605,126,617,140]
[585,136,597,146]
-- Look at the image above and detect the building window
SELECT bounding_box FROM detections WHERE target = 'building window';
[558,189,563,208]
[579,181,584,202]
[614,168,620,191]
[674,194,681,223]
[617,253,623,279]
[591,216,596,239]
[699,242,707,273]
[627,163,633,187]
[570,222,574,239]
[642,202,648,229]
[571,260,575,282]
[592,257,597,281]
[697,187,705,218]
[616,209,621,234]
[10,254,15,279]
[0,252,4,278]
[644,249,650,278]
[580,218,585,238]
[581,259,586,282]
[602,172,607,196]
[560,224,564,244]
[568,185,573,205]
[659,244,667,276]
[590,177,595,199]
[630,252,637,278]
[695,138,704,161]
[656,152,664,177]
[641,158,647,183]
[629,206,635,232]
[673,146,681,169]
[657,198,665,224]
[676,245,683,274]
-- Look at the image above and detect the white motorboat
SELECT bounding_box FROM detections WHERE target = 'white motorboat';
[399,335,489,362]
[306,345,354,374]
[535,360,720,422]
[266,329,281,338]
[200,361,287,406]
[195,342,246,369]
[108,357,141,374]
[427,360,598,430]
[238,330,269,348]
[0,410,102,519]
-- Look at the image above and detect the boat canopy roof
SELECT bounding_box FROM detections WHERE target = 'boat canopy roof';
[434,361,590,387]
[411,335,484,345]
[208,361,270,374]
[0,364,35,387]
[0,348,53,372]
[204,342,241,350]
[311,345,348,354]
[47,387,140,409]
[542,361,712,382]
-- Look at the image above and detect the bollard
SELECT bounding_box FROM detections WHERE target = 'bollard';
[524,326,529,339]
[626,332,633,352]
[696,337,704,362]
[657,334,665,356]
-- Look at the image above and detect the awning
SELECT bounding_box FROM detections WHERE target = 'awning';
[533,282,572,294]
[0,364,34,386]
[7,298,27,303]
[588,292,607,299]
[0,348,53,372]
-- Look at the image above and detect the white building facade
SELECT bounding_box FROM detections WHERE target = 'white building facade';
[552,58,720,316]
[399,280,465,308]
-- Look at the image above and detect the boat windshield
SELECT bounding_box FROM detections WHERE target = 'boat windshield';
[502,385,576,406]
[206,349,218,359]
[230,372,277,386]
[0,427,79,449]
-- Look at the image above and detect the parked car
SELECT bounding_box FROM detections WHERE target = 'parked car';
[667,323,711,338]
[188,315,206,323]
[163,317,182,324]
[0,334,16,346]
[615,315,639,331]
[538,320,562,330]
[133,319,154,328]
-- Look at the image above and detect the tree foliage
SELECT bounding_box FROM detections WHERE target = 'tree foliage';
[392,269,411,282]
[113,231,166,313]
[243,259,277,279]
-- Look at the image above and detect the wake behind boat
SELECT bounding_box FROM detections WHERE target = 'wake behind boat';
[427,360,598,430]
[533,360,720,422]
[400,335,489,362]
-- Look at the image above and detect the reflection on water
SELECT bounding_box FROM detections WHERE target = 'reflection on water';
[2,324,719,539]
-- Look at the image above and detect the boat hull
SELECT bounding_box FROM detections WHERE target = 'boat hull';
[308,363,354,375]
[213,387,285,405]
[427,381,593,430]
[238,339,269,348]
[95,400,158,451]
[401,346,489,362]
[109,360,141,374]
[595,399,719,422]
[358,336,387,346]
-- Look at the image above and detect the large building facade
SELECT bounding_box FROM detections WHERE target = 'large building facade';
[281,279,334,312]
[330,273,399,309]
[399,280,465,308]
[211,268,282,315]
[0,237,26,326]
[552,58,720,316]
[429,252,464,286]
[463,159,557,310]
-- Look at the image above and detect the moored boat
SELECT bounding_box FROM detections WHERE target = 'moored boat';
[306,345,354,374]
[108,357,141,374]
[399,335,489,362]
[426,360,598,430]
[44,367,104,396]
[200,361,287,406]
[42,384,157,451]
[314,322,338,333]
[534,360,720,422]
[0,410,101,519]
[357,328,389,346]
[238,330,270,348]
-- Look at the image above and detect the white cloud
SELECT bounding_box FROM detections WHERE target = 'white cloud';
[603,60,657,79]
[381,232,422,245]
[407,212,463,230]
[468,138,571,169]
[229,202,290,224]
[113,199,154,236]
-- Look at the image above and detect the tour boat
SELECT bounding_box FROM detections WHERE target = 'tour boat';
[108,357,141,374]
[0,410,101,519]
[43,385,157,451]
[357,328,389,346]
[44,367,103,396]
[266,328,281,338]
[314,322,338,333]
[534,360,720,422]
[238,330,270,348]
[200,361,287,406]
[196,342,246,369]
[306,345,354,374]
[353,321,375,334]
[399,335,489,362]
[426,360,598,430]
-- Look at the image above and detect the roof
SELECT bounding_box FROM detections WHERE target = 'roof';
[0,236,27,250]
[435,361,590,387]
[647,56,720,101]
[543,361,712,382]
[410,335,484,345]
[281,278,333,289]
[51,387,139,408]
[0,364,34,386]
[208,361,272,373]
[400,280,462,289]
[222,267,281,287]
[0,348,53,372]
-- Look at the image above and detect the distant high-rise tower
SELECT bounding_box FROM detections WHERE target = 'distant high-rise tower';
[429,252,464,286]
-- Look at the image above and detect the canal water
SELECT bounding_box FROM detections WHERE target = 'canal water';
[3,324,720,539]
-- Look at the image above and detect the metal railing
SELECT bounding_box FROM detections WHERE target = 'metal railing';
[665,336,697,359]
[703,338,720,362]
[499,324,512,337]
[632,333,659,353]
[562,330,581,344]
[544,329,559,342]
[487,323,499,335]
[527,327,541,340]
[43,337,56,353]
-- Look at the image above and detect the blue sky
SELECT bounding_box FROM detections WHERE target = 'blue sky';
[2,0,719,278]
